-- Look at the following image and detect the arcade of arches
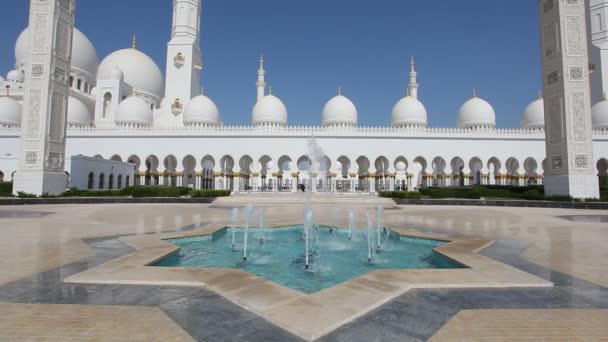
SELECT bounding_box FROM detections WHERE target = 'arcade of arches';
[55,154,608,193]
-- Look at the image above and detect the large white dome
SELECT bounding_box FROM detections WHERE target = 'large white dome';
[391,96,427,127]
[67,96,91,127]
[183,95,220,126]
[252,95,288,126]
[97,48,164,98]
[457,95,496,128]
[592,98,608,130]
[16,27,99,77]
[322,94,358,127]
[0,97,22,126]
[115,96,153,126]
[520,96,544,129]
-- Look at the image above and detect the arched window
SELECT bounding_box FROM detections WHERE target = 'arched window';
[103,92,112,119]
[69,76,74,88]
[0,171,5,183]
[99,173,105,190]
[126,175,131,188]
[109,174,114,190]
[87,172,94,189]
[117,175,123,189]
[77,79,82,90]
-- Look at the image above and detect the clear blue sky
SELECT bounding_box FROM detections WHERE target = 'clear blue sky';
[0,0,541,128]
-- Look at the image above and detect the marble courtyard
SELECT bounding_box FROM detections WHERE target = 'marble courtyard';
[0,197,607,341]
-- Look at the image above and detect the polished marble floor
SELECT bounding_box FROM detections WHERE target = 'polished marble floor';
[0,200,607,341]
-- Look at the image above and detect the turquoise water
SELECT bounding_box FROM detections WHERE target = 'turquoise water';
[154,226,463,294]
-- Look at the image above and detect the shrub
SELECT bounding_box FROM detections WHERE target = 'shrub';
[0,182,13,196]
[378,191,422,200]
[190,189,232,198]
[121,186,191,198]
[16,191,37,199]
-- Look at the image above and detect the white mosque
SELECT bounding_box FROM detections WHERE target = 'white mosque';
[0,0,608,193]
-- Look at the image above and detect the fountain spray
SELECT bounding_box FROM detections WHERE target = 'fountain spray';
[376,206,384,250]
[259,208,265,244]
[364,212,373,264]
[304,208,313,269]
[243,204,253,261]
[231,208,239,250]
[348,209,355,240]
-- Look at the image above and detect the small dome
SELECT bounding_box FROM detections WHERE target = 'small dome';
[98,48,164,98]
[7,70,24,83]
[115,96,153,126]
[110,66,124,80]
[322,92,358,127]
[520,95,544,129]
[16,27,99,77]
[391,96,428,127]
[592,97,608,130]
[183,95,220,126]
[67,96,91,127]
[0,97,22,126]
[252,94,288,126]
[457,93,496,128]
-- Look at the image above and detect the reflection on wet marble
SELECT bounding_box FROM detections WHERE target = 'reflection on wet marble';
[559,215,608,223]
[0,211,54,218]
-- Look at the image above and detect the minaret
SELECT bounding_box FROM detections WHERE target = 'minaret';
[588,0,608,104]
[164,0,202,107]
[408,56,419,99]
[257,54,266,102]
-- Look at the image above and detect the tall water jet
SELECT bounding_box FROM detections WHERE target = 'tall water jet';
[243,204,253,261]
[304,208,313,269]
[376,206,384,250]
[258,207,266,244]
[348,209,355,240]
[231,208,239,250]
[364,212,373,264]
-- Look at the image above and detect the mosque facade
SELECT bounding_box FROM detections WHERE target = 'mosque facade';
[1,0,608,193]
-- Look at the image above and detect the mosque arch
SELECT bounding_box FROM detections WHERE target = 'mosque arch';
[524,157,539,185]
[505,157,520,186]
[117,174,123,189]
[108,174,115,189]
[103,92,112,119]
[126,175,131,188]
[469,157,483,185]
[432,157,447,187]
[337,156,351,178]
[450,157,465,186]
[144,155,160,186]
[182,155,197,188]
[597,158,608,189]
[163,155,178,186]
[87,172,94,189]
[98,173,105,189]
[201,155,216,190]
[355,156,371,192]
[219,155,235,190]
[412,156,427,189]
[487,157,502,185]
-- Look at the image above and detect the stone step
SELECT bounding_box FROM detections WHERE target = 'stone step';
[213,192,396,205]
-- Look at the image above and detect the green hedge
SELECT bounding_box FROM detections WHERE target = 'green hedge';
[60,186,230,198]
[378,191,422,199]
[190,189,232,198]
[417,185,580,202]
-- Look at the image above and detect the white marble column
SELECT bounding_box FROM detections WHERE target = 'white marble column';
[13,0,75,195]
[539,0,599,198]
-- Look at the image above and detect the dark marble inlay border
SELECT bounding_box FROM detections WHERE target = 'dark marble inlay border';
[0,211,54,218]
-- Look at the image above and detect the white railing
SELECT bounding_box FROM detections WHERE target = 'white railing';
[1,123,607,139]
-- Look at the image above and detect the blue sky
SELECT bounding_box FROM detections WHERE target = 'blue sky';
[0,0,541,128]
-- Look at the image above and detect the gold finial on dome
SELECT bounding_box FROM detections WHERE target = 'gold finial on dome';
[269,86,273,95]
[131,33,137,49]
[259,54,264,70]
[338,86,342,96]
[537,90,543,100]
[472,88,477,98]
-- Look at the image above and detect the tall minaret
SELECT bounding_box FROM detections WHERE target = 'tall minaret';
[164,0,202,107]
[257,54,267,102]
[408,56,419,99]
[588,0,608,104]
